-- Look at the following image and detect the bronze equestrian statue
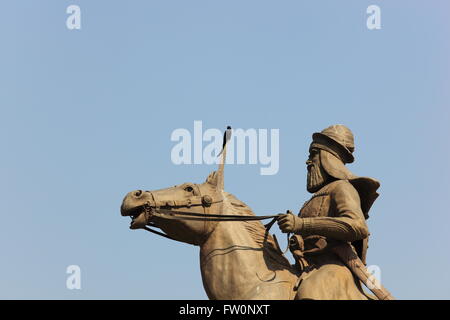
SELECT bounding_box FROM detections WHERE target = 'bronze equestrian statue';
[120,124,394,300]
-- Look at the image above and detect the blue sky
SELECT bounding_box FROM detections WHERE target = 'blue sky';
[1,1,449,299]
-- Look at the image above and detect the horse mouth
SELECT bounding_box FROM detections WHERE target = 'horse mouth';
[121,203,143,216]
[121,205,147,229]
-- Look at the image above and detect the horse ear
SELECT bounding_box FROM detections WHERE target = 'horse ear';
[215,126,231,191]
[205,127,230,191]
[205,169,224,191]
[205,171,219,187]
[216,162,224,191]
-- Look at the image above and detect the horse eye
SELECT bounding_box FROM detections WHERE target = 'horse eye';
[185,186,194,192]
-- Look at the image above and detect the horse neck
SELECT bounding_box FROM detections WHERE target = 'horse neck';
[199,193,295,300]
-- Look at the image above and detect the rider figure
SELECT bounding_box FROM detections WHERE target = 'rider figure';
[277,125,380,300]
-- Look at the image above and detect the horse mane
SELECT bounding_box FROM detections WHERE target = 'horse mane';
[222,192,292,268]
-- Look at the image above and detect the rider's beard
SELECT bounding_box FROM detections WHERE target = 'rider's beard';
[307,162,329,193]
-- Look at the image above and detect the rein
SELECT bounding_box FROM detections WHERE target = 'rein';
[153,207,281,222]
[140,201,291,253]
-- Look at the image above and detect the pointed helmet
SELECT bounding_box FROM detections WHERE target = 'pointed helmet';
[311,124,355,164]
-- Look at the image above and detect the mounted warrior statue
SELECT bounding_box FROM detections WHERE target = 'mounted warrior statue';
[120,124,394,300]
[277,124,393,300]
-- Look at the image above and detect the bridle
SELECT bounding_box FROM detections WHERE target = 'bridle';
[137,189,286,248]
[130,184,295,255]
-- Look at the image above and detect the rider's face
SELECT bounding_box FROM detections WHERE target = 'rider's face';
[306,148,326,193]
[306,148,320,170]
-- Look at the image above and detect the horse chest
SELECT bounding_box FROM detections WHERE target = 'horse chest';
[199,225,273,299]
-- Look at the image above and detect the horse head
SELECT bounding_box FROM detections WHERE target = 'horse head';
[121,170,225,245]
[121,130,229,245]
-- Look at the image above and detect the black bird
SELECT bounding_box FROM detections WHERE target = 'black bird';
[217,126,232,157]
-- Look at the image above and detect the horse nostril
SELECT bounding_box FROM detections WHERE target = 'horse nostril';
[134,190,143,198]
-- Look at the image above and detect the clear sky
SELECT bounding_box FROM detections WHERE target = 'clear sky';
[1,0,449,299]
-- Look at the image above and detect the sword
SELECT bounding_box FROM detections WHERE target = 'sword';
[331,242,395,300]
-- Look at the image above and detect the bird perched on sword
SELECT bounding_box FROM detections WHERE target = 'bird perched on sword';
[217,126,232,157]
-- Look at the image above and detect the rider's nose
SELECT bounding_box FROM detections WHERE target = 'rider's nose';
[134,190,143,198]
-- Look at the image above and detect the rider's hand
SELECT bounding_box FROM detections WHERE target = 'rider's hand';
[277,211,303,233]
